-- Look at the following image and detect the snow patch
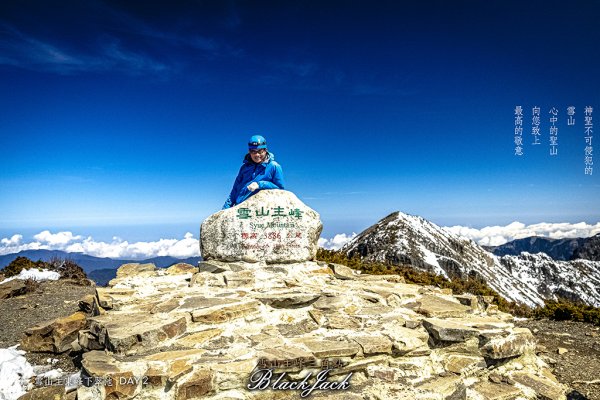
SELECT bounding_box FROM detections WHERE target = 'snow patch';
[0,268,60,285]
[0,345,34,400]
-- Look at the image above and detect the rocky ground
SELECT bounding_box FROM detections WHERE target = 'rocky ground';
[515,319,600,400]
[0,279,95,373]
[1,277,599,399]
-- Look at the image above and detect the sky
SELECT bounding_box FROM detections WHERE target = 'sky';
[1,0,600,254]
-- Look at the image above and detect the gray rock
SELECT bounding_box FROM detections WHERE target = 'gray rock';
[479,328,536,360]
[422,318,479,342]
[174,368,215,398]
[312,293,352,310]
[189,272,226,287]
[454,294,480,311]
[277,318,319,337]
[223,270,255,288]
[472,381,523,400]
[417,375,466,399]
[511,372,567,400]
[443,354,486,374]
[78,294,103,316]
[16,385,67,400]
[408,295,471,318]
[329,263,361,280]
[78,330,104,351]
[190,299,261,324]
[297,338,361,358]
[88,312,187,354]
[115,263,157,278]
[0,279,27,299]
[197,261,231,273]
[165,263,197,275]
[79,350,148,399]
[254,291,321,308]
[95,288,136,310]
[381,324,429,355]
[21,311,87,353]
[350,335,393,355]
[200,190,323,263]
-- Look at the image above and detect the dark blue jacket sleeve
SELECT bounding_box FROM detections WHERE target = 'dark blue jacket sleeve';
[258,163,285,190]
[222,167,244,209]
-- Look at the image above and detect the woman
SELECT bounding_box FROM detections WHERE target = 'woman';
[222,135,285,209]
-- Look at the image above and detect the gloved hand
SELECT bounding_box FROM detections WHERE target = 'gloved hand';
[247,182,259,192]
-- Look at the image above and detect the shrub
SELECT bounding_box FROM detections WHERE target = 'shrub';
[1,256,90,285]
[316,248,533,316]
[316,248,600,323]
[48,257,88,282]
[23,277,40,294]
[1,256,46,278]
[534,299,600,325]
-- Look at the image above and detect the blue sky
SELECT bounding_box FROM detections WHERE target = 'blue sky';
[1,0,599,244]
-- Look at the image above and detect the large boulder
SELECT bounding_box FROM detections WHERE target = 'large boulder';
[20,311,87,353]
[200,189,322,263]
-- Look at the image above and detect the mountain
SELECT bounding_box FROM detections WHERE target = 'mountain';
[484,233,600,261]
[499,252,600,306]
[484,236,585,260]
[571,233,600,261]
[341,212,600,308]
[0,250,125,273]
[87,268,119,287]
[0,250,202,286]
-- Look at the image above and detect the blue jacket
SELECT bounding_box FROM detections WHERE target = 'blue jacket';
[222,152,285,209]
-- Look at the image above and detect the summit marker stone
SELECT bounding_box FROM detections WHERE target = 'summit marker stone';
[200,189,322,263]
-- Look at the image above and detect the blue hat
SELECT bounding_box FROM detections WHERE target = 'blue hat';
[248,135,267,150]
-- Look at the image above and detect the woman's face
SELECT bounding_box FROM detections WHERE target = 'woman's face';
[249,148,267,163]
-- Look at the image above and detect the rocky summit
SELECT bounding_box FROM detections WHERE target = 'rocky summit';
[22,259,567,400]
[200,190,323,264]
[17,199,567,399]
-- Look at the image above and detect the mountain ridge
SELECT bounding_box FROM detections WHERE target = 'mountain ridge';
[484,234,600,261]
[341,211,600,308]
[0,249,202,286]
[0,249,201,273]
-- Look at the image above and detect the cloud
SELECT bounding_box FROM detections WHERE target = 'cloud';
[318,233,357,250]
[6,222,597,260]
[100,37,170,74]
[1,234,22,246]
[0,231,200,259]
[444,221,600,247]
[319,221,600,251]
[0,24,84,71]
[33,231,82,246]
[0,24,171,75]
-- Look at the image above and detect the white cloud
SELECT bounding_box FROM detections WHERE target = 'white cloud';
[33,230,81,246]
[0,234,22,246]
[3,222,598,260]
[443,221,600,247]
[0,231,200,259]
[318,233,357,250]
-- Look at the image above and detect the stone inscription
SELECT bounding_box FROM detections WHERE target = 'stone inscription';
[237,205,304,251]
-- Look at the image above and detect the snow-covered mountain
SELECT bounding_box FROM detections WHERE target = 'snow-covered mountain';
[499,252,600,306]
[484,236,585,260]
[341,212,600,308]
[572,233,600,261]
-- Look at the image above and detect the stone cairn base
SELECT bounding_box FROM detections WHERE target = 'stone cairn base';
[21,260,567,400]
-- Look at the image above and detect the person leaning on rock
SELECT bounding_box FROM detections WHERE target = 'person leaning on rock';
[222,135,285,209]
